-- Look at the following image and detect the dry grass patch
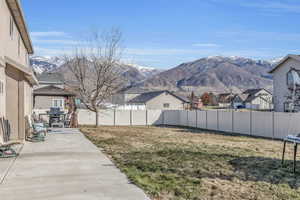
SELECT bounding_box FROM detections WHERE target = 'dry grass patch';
[81,126,300,200]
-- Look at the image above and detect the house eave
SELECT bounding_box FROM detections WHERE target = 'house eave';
[5,56,38,85]
[269,54,300,74]
[6,0,34,54]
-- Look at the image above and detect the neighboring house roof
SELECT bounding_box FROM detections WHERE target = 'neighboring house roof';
[242,88,272,96]
[242,88,272,103]
[244,95,269,103]
[33,85,75,96]
[236,94,248,102]
[6,0,34,54]
[118,87,149,94]
[128,90,189,104]
[269,54,300,73]
[218,93,235,103]
[37,72,65,84]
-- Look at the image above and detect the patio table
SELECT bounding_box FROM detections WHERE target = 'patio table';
[282,135,300,173]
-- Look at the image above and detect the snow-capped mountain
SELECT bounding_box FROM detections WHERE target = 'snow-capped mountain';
[30,56,64,74]
[30,56,163,88]
[30,56,163,78]
[136,55,278,94]
[124,63,163,77]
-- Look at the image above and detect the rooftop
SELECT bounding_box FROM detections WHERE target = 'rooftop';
[37,72,65,84]
[128,90,189,104]
[33,85,75,96]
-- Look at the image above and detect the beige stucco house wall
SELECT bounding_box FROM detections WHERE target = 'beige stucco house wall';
[0,0,37,140]
[34,96,65,110]
[270,55,300,112]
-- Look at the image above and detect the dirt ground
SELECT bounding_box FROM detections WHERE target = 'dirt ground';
[81,126,300,200]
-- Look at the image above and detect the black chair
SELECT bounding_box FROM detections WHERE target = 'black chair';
[0,118,21,158]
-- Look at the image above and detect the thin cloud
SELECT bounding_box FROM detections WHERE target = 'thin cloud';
[34,46,73,57]
[192,43,220,47]
[30,31,67,37]
[239,1,300,13]
[32,38,80,45]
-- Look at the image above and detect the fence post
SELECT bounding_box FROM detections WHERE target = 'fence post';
[195,110,198,128]
[250,109,252,136]
[114,109,116,126]
[272,111,275,139]
[186,110,189,127]
[162,110,165,126]
[205,110,208,129]
[217,110,219,131]
[130,110,132,126]
[146,110,148,127]
[232,110,234,133]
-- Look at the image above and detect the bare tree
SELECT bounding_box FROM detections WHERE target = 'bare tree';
[63,28,123,126]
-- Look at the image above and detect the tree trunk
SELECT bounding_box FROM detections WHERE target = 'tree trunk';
[95,110,99,127]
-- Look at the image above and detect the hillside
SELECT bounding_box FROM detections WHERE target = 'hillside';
[30,56,276,94]
[30,56,162,87]
[138,56,275,94]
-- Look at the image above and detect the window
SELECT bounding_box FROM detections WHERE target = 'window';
[163,103,170,108]
[52,99,64,108]
[25,53,29,65]
[18,36,20,56]
[9,16,14,39]
[0,81,3,94]
[287,69,300,89]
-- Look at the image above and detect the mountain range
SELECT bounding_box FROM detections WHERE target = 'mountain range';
[30,55,278,95]
[30,56,162,86]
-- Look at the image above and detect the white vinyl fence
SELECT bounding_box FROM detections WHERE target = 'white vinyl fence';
[78,109,163,126]
[78,109,300,140]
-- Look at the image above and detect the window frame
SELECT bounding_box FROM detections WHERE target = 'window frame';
[287,68,300,89]
[9,16,14,39]
[163,103,170,108]
[52,99,65,108]
[18,35,20,56]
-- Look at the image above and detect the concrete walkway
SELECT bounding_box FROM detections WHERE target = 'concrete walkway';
[0,129,149,200]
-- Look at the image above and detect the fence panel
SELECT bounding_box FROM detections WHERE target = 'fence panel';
[147,110,163,125]
[98,110,114,125]
[78,109,95,125]
[218,110,233,132]
[115,110,131,125]
[196,111,207,129]
[132,110,147,125]
[252,112,273,138]
[233,111,251,135]
[274,112,300,139]
[164,110,180,126]
[187,111,197,128]
[178,110,188,126]
[207,110,218,130]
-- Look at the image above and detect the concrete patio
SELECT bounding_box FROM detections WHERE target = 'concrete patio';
[0,129,149,200]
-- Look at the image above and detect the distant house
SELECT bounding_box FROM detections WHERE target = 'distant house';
[200,92,218,106]
[269,54,300,112]
[217,93,246,109]
[126,90,189,110]
[187,93,203,110]
[33,72,75,115]
[111,87,149,108]
[218,93,235,108]
[242,88,273,110]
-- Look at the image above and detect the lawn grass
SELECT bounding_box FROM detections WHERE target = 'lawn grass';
[81,126,300,200]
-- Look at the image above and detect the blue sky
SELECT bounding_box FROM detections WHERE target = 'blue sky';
[22,0,300,69]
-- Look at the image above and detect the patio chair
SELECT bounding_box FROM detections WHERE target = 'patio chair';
[25,116,47,142]
[0,118,21,158]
